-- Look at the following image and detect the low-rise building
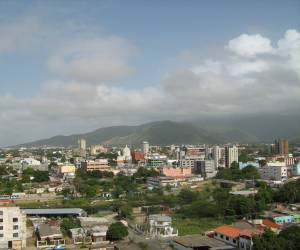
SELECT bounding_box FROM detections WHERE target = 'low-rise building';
[147,177,178,189]
[69,228,90,245]
[90,225,108,243]
[131,151,145,164]
[161,167,192,178]
[248,219,281,233]
[213,224,262,250]
[147,214,178,238]
[171,235,235,250]
[21,158,41,168]
[259,162,287,182]
[57,163,76,178]
[78,217,111,244]
[81,160,110,172]
[264,212,294,224]
[36,223,65,248]
[229,190,258,197]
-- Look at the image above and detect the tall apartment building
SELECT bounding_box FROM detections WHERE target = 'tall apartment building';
[194,160,217,178]
[142,141,150,155]
[0,206,26,249]
[225,146,239,168]
[213,146,225,169]
[78,138,87,151]
[274,139,289,155]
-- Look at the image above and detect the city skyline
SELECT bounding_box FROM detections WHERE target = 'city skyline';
[0,0,299,146]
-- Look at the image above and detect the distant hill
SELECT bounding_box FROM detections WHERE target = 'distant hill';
[16,115,300,147]
[17,121,218,147]
[192,114,300,143]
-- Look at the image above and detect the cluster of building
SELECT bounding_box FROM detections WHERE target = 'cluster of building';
[1,138,300,200]
[0,206,119,250]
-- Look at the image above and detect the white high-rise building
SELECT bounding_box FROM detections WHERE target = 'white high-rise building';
[142,141,150,155]
[0,206,26,249]
[213,146,220,169]
[78,138,86,151]
[225,146,238,168]
[213,146,225,169]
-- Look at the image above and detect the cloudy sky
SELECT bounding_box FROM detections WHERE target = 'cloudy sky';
[0,0,299,146]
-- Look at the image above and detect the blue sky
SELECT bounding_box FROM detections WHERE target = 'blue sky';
[0,0,299,146]
[1,0,299,95]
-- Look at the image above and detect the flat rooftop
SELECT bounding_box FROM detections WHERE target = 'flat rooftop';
[172,235,235,249]
[22,208,87,216]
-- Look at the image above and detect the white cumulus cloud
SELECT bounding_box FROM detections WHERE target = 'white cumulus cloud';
[226,34,274,57]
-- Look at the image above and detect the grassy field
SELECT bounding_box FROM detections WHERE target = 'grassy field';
[172,216,233,236]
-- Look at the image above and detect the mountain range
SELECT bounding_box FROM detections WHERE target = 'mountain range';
[15,114,300,147]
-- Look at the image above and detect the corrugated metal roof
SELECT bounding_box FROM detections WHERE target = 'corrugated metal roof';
[22,208,86,215]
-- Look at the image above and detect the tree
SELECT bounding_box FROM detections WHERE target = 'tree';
[230,161,239,169]
[178,189,198,204]
[132,167,159,182]
[239,151,254,163]
[119,205,133,219]
[60,217,81,234]
[274,180,300,203]
[22,168,49,183]
[279,226,300,249]
[241,165,260,179]
[60,155,66,163]
[106,222,128,241]
[253,229,284,250]
[216,164,259,181]
[62,188,72,197]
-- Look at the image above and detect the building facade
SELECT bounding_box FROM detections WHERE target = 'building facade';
[147,214,178,238]
[78,139,87,151]
[291,162,300,176]
[259,162,287,181]
[274,139,289,155]
[81,160,110,172]
[194,160,217,178]
[161,167,192,178]
[142,141,150,155]
[225,146,239,168]
[0,206,26,249]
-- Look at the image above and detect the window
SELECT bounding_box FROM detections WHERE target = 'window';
[13,233,18,238]
[0,226,2,230]
[220,235,224,239]
[0,211,3,215]
[0,234,3,238]
[13,218,18,222]
[233,239,237,244]
[226,236,229,241]
[0,219,3,223]
[13,225,18,230]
